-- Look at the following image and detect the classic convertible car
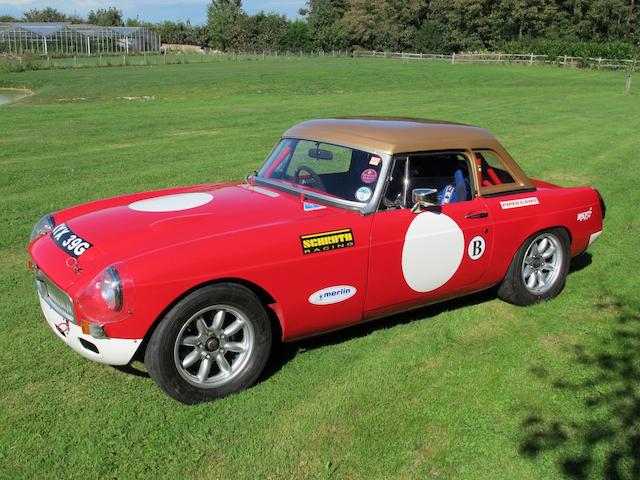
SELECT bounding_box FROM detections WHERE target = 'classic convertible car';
[29,117,605,403]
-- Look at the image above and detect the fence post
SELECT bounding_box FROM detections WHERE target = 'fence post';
[530,53,533,65]
[47,56,51,69]
[563,54,567,67]
[74,55,77,68]
[626,59,636,94]
[598,57,602,69]
[452,52,455,64]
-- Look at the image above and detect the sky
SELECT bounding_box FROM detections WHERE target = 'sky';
[0,0,306,23]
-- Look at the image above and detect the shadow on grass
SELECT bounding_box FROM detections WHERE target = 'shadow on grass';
[519,290,640,479]
[261,288,497,381]
[262,252,593,381]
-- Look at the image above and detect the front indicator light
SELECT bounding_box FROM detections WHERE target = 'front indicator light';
[80,320,107,339]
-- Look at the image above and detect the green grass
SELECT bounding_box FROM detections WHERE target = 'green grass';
[1,58,639,479]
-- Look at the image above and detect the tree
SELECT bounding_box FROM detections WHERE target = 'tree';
[88,7,124,26]
[282,19,313,51]
[0,14,17,22]
[306,0,349,50]
[22,7,68,22]
[341,0,380,50]
[207,0,243,50]
[254,12,288,51]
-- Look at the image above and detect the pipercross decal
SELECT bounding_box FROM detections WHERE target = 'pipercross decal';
[309,286,357,305]
[499,197,540,209]
[50,223,93,258]
[300,228,354,255]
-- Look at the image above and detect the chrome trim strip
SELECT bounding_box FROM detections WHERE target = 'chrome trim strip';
[34,268,75,324]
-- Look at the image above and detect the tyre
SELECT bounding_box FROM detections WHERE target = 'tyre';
[497,228,570,306]
[145,283,272,404]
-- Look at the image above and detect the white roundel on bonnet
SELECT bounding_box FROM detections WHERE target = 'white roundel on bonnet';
[129,193,213,212]
[401,213,464,292]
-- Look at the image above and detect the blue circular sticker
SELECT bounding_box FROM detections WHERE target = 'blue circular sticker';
[355,186,372,202]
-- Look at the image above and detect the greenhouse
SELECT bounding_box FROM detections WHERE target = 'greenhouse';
[0,23,161,56]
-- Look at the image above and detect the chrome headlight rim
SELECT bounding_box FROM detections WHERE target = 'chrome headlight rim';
[30,214,55,243]
[100,266,123,312]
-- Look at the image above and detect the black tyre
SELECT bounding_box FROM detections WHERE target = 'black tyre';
[145,283,272,404]
[497,228,570,306]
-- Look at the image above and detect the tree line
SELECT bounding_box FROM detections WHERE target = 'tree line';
[2,2,639,59]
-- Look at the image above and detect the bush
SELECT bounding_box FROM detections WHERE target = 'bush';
[501,39,638,60]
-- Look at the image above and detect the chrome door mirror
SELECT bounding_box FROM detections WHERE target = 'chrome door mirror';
[410,188,438,213]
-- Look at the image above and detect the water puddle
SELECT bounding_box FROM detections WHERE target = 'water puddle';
[0,89,31,105]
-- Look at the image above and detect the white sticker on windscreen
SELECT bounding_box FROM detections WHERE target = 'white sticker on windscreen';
[355,186,372,202]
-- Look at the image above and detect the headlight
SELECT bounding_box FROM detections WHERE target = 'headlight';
[100,267,123,311]
[77,263,133,323]
[30,214,55,242]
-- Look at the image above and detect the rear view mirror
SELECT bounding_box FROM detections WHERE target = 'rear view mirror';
[410,188,438,213]
[308,148,333,160]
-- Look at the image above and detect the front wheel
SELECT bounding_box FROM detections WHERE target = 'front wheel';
[497,229,570,306]
[145,283,272,404]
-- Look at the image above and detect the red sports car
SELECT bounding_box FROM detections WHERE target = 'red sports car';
[29,117,605,403]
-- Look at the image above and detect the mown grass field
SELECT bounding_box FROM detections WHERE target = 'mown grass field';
[1,57,639,479]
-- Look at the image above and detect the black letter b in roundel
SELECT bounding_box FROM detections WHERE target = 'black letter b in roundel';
[467,236,485,260]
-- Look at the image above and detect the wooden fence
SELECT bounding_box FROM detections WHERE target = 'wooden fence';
[353,50,637,71]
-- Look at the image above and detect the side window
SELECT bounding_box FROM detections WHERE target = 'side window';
[474,150,517,189]
[380,151,473,210]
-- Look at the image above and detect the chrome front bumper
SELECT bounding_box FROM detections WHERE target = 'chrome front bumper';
[37,287,142,366]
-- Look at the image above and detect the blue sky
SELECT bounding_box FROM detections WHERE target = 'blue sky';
[0,1,306,23]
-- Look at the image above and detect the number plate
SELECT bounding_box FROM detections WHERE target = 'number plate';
[50,223,93,258]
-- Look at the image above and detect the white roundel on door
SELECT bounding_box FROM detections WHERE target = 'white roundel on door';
[401,213,465,292]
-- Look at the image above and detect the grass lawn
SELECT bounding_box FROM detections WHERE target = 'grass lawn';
[1,57,639,479]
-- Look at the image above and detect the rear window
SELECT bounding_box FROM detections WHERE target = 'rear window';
[475,150,517,188]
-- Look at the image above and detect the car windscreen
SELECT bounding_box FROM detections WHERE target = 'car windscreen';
[256,138,383,204]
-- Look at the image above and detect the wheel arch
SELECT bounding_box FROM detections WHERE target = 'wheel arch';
[496,224,573,285]
[133,277,284,362]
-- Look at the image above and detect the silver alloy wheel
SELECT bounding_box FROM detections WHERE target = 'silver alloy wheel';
[173,305,255,388]
[521,232,563,295]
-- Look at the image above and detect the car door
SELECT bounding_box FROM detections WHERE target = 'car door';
[364,151,494,318]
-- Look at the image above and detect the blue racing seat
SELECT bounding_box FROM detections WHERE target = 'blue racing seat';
[437,169,468,204]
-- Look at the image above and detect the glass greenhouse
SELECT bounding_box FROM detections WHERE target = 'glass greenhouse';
[0,23,161,56]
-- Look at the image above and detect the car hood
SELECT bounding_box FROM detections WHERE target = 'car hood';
[30,182,347,288]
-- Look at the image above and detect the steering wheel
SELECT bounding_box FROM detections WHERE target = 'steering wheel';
[293,165,326,192]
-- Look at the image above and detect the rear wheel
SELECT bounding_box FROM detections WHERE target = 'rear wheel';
[145,283,272,404]
[497,229,570,306]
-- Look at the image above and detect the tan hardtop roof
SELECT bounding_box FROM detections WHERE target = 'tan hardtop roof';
[283,117,498,155]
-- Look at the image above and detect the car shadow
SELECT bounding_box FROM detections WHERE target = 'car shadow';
[262,252,593,382]
[113,252,595,387]
[260,288,497,382]
[518,290,640,479]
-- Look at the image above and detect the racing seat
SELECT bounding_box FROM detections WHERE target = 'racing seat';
[437,169,468,204]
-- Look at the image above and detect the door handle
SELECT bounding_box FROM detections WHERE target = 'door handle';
[465,211,489,219]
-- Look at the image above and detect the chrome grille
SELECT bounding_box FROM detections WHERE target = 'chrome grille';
[35,268,75,323]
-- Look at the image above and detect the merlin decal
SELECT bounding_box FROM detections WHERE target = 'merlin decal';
[300,228,354,255]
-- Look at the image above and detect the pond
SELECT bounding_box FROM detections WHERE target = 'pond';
[0,89,30,105]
